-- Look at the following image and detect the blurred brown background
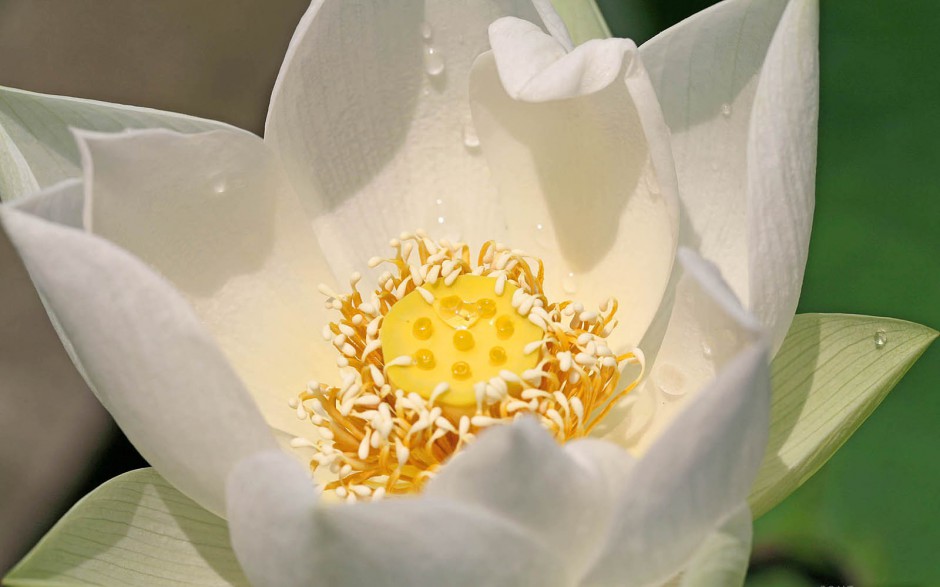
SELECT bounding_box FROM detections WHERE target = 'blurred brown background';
[0,0,309,134]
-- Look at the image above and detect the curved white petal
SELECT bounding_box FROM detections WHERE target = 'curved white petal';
[0,208,277,516]
[639,0,818,353]
[427,418,626,575]
[78,128,338,443]
[264,0,554,278]
[10,178,84,228]
[469,22,679,349]
[226,450,569,587]
[583,250,769,587]
[0,85,243,201]
[0,213,109,571]
[746,0,819,352]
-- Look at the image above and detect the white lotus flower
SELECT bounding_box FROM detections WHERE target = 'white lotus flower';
[0,0,822,585]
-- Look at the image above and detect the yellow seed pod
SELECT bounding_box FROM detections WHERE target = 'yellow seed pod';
[380,275,542,407]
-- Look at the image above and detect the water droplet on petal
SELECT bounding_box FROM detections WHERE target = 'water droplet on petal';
[437,216,445,225]
[562,273,578,294]
[721,103,732,117]
[424,46,445,77]
[419,21,432,41]
[652,363,687,396]
[462,123,480,152]
[874,329,887,349]
[533,222,552,248]
[701,341,713,359]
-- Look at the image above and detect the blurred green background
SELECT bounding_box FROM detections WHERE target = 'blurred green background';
[1,1,937,585]
[601,1,940,585]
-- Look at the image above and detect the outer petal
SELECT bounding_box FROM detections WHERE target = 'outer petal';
[78,129,337,443]
[426,418,628,575]
[469,21,679,349]
[582,250,769,587]
[751,314,938,516]
[5,469,249,586]
[226,450,569,587]
[0,209,108,571]
[0,85,243,201]
[746,0,819,352]
[640,0,818,352]
[0,208,277,516]
[264,0,552,278]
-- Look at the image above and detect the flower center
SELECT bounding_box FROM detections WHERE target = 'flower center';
[290,232,643,502]
[380,274,542,408]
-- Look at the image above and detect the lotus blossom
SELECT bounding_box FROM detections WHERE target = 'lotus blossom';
[0,0,822,585]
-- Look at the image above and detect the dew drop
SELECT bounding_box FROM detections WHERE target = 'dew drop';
[874,329,887,349]
[211,179,226,195]
[462,123,480,151]
[437,216,445,224]
[424,46,445,77]
[562,272,578,294]
[652,363,687,396]
[720,103,732,117]
[419,21,432,41]
[435,198,443,206]
[701,341,713,359]
[533,222,552,248]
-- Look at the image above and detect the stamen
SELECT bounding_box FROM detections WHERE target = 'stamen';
[290,234,644,498]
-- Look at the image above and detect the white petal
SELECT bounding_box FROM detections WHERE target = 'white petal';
[78,129,337,443]
[640,0,818,353]
[583,250,769,586]
[0,214,109,570]
[746,0,819,352]
[0,85,242,201]
[264,0,552,277]
[678,503,752,587]
[469,26,679,349]
[0,208,277,516]
[564,437,635,496]
[10,178,84,228]
[226,450,569,587]
[426,418,622,575]
[488,17,626,101]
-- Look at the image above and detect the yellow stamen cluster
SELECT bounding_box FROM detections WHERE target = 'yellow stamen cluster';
[290,231,643,502]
